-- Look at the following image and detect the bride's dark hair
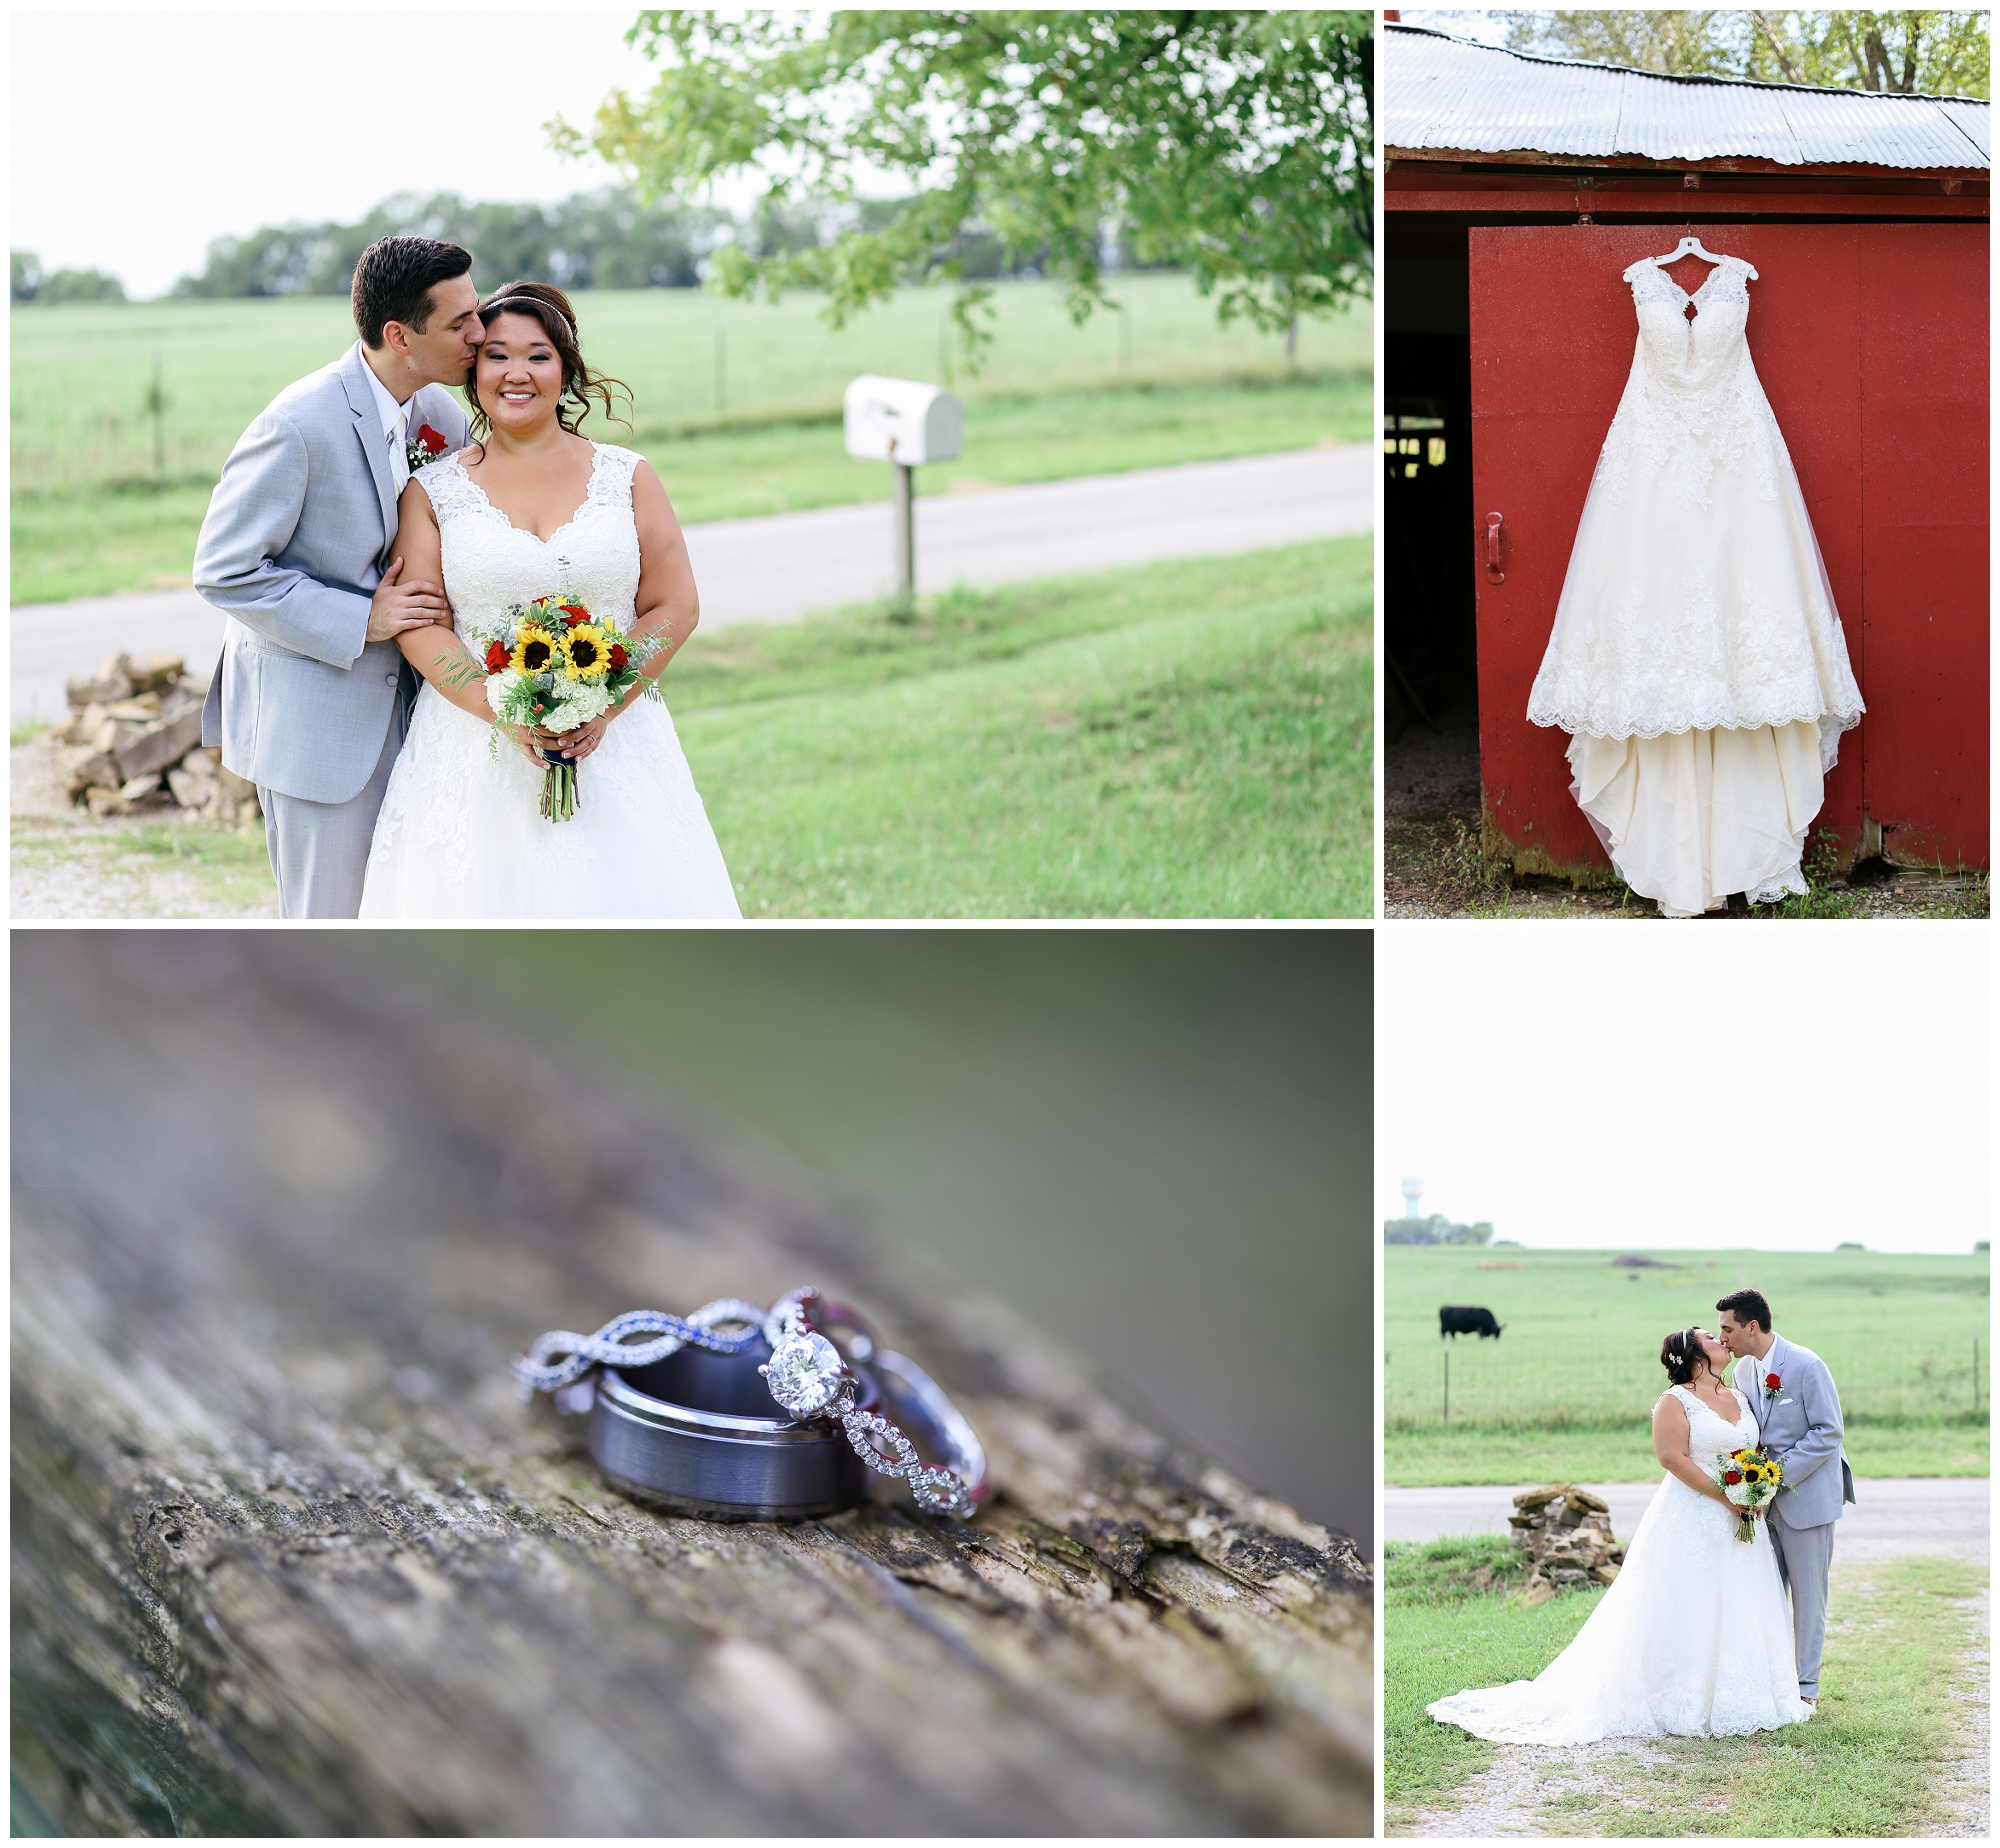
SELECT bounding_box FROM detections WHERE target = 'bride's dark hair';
[464,280,631,440]
[1660,1327,1710,1386]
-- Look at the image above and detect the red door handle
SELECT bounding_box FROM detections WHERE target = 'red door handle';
[1485,512,1505,584]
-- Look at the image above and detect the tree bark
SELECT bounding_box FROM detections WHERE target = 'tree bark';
[11,932,1370,1836]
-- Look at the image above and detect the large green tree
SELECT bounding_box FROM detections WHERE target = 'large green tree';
[554,10,1372,369]
[1492,9,1989,97]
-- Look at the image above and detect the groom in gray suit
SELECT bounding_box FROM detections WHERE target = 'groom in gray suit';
[1718,1287,1856,1710]
[196,237,482,916]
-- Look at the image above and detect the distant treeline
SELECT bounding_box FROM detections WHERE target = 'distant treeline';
[11,251,127,304]
[1384,1214,1496,1247]
[13,184,1167,306]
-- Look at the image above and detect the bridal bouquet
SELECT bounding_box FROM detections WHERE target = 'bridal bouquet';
[1718,1446,1783,1542]
[467,592,664,821]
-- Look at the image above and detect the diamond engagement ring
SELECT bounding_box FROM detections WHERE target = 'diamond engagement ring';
[514,1289,986,1522]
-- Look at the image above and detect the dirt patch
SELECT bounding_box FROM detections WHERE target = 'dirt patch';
[11,740,277,919]
[1398,1738,1676,1837]
[1934,1584,1990,1839]
[1383,707,1989,920]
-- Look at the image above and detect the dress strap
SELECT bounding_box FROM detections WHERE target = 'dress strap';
[416,453,486,523]
[586,443,642,504]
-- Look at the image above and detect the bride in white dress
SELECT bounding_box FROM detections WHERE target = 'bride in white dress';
[1428,1327,1809,1743]
[1526,248,1865,917]
[359,283,739,918]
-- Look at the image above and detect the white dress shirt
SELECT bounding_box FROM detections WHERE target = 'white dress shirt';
[359,346,417,498]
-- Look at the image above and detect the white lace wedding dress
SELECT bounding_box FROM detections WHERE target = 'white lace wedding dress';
[1526,257,1865,916]
[1427,1385,1809,1743]
[359,444,740,918]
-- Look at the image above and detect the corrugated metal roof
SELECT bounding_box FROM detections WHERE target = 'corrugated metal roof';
[1383,25,1990,171]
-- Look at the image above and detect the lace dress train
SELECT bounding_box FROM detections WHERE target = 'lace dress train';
[1427,1386,1808,1744]
[359,445,740,919]
[1526,258,1864,915]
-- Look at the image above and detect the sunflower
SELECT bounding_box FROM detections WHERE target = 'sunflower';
[511,623,558,674]
[559,623,613,681]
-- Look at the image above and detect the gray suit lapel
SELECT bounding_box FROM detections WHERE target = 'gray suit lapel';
[1763,1336,1790,1430]
[340,344,400,555]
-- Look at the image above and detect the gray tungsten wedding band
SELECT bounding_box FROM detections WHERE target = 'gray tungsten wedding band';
[583,1337,985,1521]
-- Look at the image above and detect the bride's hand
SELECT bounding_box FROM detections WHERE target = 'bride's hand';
[535,714,611,763]
[502,723,546,768]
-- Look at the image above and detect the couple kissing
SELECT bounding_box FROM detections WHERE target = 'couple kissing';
[1430,1286,1854,1744]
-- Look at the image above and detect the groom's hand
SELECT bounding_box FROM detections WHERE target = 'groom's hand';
[366,556,450,643]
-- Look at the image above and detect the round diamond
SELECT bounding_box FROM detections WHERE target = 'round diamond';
[764,1330,848,1418]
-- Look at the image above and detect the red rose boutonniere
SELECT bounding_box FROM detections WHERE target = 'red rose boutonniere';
[1763,1370,1782,1404]
[405,422,451,477]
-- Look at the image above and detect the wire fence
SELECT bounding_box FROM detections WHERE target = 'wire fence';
[1386,1328,1988,1431]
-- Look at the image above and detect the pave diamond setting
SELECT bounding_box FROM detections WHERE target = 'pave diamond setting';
[761,1329,854,1419]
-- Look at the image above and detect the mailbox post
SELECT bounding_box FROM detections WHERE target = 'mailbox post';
[843,375,962,607]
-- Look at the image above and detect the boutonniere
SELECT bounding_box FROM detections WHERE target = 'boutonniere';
[405,423,450,476]
[1762,1370,1782,1405]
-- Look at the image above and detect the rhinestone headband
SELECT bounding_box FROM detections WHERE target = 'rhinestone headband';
[481,297,577,347]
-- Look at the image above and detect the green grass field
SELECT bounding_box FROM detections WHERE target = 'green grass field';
[11,276,1368,604]
[1387,1247,1990,1485]
[1386,1537,1987,1835]
[12,539,1371,918]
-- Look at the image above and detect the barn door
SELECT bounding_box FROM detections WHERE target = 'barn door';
[1469,222,1987,881]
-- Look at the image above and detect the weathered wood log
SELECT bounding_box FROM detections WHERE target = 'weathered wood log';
[11,932,1371,1836]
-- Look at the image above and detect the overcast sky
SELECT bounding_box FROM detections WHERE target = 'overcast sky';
[1379,927,1990,1255]
[11,7,774,298]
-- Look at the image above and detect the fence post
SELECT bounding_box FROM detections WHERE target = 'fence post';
[1976,1333,1981,1415]
[145,347,166,478]
[1442,1340,1449,1423]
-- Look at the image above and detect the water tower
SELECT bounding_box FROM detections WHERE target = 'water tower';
[1400,1175,1423,1221]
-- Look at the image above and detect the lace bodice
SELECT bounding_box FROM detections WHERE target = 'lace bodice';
[1664,1384,1757,1474]
[1596,257,1779,513]
[421,443,642,633]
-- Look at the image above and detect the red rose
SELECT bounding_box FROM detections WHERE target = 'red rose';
[1764,1373,1781,1391]
[418,423,448,455]
[484,641,509,671]
[562,603,588,618]
[1723,1471,1742,1485]
[565,613,587,628]
[609,644,628,668]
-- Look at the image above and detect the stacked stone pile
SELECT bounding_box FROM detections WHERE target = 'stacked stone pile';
[1509,1483,1624,1588]
[51,652,259,824]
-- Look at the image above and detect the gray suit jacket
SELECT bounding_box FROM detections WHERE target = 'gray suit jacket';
[196,343,471,803]
[1742,1335,1856,1528]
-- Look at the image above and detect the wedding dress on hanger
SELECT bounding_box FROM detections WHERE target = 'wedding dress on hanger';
[1525,251,1864,916]
[1427,1385,1809,1742]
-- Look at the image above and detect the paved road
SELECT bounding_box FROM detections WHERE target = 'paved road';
[1385,1477,1990,1561]
[11,445,1372,724]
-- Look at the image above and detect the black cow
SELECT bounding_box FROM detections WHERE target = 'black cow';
[1439,1305,1502,1340]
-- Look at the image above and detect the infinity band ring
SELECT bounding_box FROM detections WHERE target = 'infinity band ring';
[514,1288,986,1521]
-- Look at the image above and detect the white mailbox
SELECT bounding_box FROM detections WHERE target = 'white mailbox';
[843,374,962,466]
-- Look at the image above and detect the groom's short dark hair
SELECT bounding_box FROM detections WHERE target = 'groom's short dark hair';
[1716,1288,1772,1333]
[352,237,473,349]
